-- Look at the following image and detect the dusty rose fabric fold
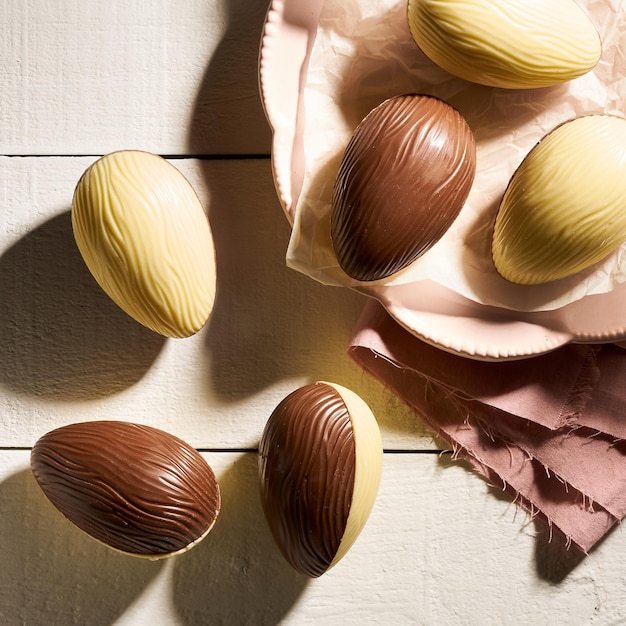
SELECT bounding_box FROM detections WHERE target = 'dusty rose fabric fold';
[349,300,626,552]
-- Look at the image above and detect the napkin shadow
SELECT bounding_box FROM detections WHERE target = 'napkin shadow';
[446,429,590,583]
[0,467,163,625]
[477,463,588,583]
[533,526,588,584]
[0,211,165,401]
[172,453,308,625]
[479,441,590,583]
[186,0,271,155]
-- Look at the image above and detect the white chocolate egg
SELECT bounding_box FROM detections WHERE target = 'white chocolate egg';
[72,151,216,338]
[407,0,601,89]
[492,115,626,285]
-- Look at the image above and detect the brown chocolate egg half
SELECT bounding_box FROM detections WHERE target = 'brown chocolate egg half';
[331,94,476,282]
[31,421,220,560]
[258,382,383,577]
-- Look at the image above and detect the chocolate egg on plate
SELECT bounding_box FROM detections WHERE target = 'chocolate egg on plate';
[72,150,216,338]
[492,115,626,285]
[31,421,221,559]
[258,382,383,577]
[331,94,476,282]
[407,0,601,89]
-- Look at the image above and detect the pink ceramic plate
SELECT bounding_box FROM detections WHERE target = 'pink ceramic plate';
[259,0,323,223]
[259,0,626,361]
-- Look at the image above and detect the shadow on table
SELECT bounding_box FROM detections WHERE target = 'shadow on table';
[481,465,589,583]
[185,0,367,401]
[187,0,271,156]
[0,467,163,625]
[185,0,373,400]
[172,453,308,625]
[194,157,370,399]
[441,453,589,584]
[533,527,588,584]
[0,211,164,401]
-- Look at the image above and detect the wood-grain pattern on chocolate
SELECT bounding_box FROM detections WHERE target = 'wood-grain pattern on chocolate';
[31,421,220,557]
[258,382,356,577]
[331,94,476,281]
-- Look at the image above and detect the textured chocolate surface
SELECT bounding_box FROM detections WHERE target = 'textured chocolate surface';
[258,382,356,578]
[407,0,601,89]
[331,94,476,281]
[492,114,626,284]
[72,150,216,338]
[31,421,220,557]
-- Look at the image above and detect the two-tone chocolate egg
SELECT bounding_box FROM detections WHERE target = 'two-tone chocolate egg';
[258,382,383,577]
[72,150,216,338]
[31,421,221,559]
[331,94,476,282]
[492,115,626,285]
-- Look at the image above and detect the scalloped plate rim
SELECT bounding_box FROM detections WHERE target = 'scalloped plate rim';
[258,0,626,360]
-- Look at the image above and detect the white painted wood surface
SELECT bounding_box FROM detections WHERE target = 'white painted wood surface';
[2,1,626,624]
[0,0,271,155]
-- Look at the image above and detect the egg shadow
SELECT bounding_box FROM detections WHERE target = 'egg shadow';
[0,466,164,625]
[0,210,165,401]
[172,452,309,625]
[186,0,271,155]
[197,157,374,402]
[185,0,373,403]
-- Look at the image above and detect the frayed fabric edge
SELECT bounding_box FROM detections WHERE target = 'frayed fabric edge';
[558,344,601,428]
[348,344,618,553]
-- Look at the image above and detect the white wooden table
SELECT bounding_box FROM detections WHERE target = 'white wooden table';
[2,2,625,624]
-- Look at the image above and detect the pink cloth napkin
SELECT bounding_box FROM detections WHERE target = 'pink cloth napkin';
[349,300,626,552]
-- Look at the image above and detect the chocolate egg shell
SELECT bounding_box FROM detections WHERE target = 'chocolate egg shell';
[258,382,383,577]
[72,150,216,338]
[331,94,476,282]
[407,0,601,89]
[31,421,221,560]
[492,115,626,285]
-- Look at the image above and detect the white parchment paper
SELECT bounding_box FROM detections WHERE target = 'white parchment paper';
[286,0,626,312]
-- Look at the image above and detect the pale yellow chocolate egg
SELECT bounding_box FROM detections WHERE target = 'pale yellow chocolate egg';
[407,0,601,89]
[72,151,216,338]
[492,115,626,285]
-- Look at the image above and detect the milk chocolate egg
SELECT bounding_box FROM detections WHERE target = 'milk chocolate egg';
[331,94,476,282]
[407,0,601,89]
[72,150,216,338]
[492,115,626,285]
[258,382,383,577]
[31,421,221,559]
